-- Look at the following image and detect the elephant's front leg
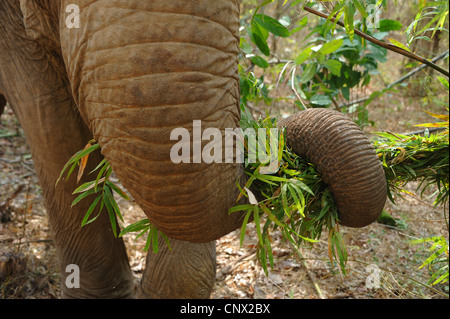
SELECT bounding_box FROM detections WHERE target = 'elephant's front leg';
[138,238,216,299]
[0,1,135,299]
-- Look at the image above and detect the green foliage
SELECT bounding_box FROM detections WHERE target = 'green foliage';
[57,140,170,252]
[410,236,449,286]
[232,107,348,275]
[405,0,449,47]
[120,219,172,253]
[374,112,449,208]
[238,0,406,129]
[374,110,449,287]
[57,141,125,237]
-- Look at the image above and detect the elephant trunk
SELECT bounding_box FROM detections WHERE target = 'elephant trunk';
[60,0,244,242]
[278,108,387,228]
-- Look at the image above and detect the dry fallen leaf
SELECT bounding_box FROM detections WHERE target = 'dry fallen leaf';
[77,142,91,183]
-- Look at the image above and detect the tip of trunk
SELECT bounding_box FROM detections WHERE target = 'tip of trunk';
[279,108,387,228]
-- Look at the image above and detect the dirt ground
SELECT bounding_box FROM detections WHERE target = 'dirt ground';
[0,48,449,299]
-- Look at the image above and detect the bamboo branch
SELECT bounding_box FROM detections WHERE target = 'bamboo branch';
[303,6,449,77]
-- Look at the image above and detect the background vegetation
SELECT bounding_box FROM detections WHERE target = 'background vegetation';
[234,0,448,296]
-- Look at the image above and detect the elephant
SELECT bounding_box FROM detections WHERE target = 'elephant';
[0,0,387,299]
[0,93,6,117]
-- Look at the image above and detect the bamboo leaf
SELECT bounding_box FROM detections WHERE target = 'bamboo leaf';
[240,210,253,248]
[103,194,118,237]
[81,195,102,227]
[71,188,97,207]
[77,143,92,183]
[229,204,255,214]
[106,180,130,201]
[119,219,151,237]
[104,184,124,223]
[151,226,159,254]
[260,202,284,228]
[73,180,97,194]
[253,207,264,246]
[388,38,411,52]
[56,143,100,186]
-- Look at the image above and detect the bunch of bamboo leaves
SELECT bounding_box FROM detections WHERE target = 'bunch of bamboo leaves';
[56,140,171,253]
[374,110,449,286]
[374,111,449,208]
[229,105,346,275]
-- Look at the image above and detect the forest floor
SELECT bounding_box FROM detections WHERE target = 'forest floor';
[0,50,448,299]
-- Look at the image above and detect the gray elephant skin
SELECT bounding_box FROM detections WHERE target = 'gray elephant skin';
[0,0,386,298]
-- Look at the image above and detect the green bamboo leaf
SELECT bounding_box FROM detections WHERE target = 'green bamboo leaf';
[89,158,107,174]
[388,38,411,52]
[119,218,151,237]
[106,180,130,201]
[287,183,305,216]
[94,162,109,191]
[104,184,124,223]
[265,236,274,269]
[240,210,253,248]
[418,245,447,269]
[259,244,268,276]
[57,143,100,186]
[103,194,118,237]
[253,207,264,246]
[281,183,290,218]
[344,4,355,42]
[161,233,173,252]
[432,271,449,285]
[73,180,97,194]
[256,174,290,183]
[151,226,159,254]
[229,204,255,214]
[326,2,346,26]
[81,194,102,227]
[143,230,153,252]
[290,179,314,195]
[260,202,284,228]
[71,188,97,207]
[352,0,368,18]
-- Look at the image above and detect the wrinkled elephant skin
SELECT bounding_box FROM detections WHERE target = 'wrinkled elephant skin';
[0,0,386,298]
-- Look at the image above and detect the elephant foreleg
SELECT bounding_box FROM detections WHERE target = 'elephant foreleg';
[138,237,216,299]
[0,1,134,298]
